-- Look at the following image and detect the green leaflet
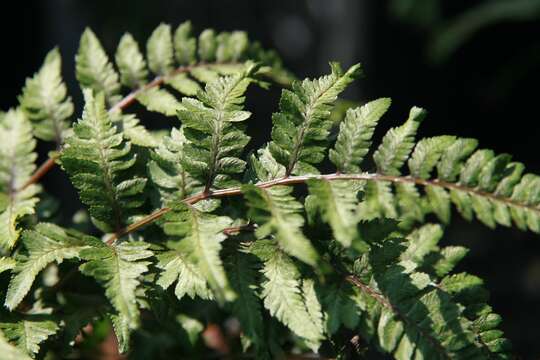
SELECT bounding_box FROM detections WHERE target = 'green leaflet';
[329,98,391,173]
[112,113,158,148]
[19,47,73,143]
[5,223,91,310]
[179,62,258,190]
[307,179,367,250]
[162,203,235,302]
[156,248,213,301]
[242,185,318,266]
[147,23,174,76]
[174,21,197,65]
[76,28,121,105]
[147,127,199,205]
[79,240,153,352]
[408,136,456,179]
[198,29,218,61]
[61,90,147,232]
[269,62,362,175]
[0,109,40,250]
[115,33,148,89]
[0,331,32,360]
[165,73,202,96]
[373,106,426,176]
[136,87,183,116]
[0,314,59,357]
[250,240,324,351]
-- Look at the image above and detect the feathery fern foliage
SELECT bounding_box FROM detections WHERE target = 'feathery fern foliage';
[0,20,533,360]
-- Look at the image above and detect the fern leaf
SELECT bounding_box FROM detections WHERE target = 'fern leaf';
[115,33,148,89]
[269,62,361,175]
[0,314,59,357]
[147,23,174,76]
[5,223,91,310]
[162,203,235,302]
[0,109,39,250]
[165,73,202,96]
[248,146,286,182]
[112,113,158,148]
[0,332,32,360]
[373,106,426,176]
[408,136,456,179]
[436,138,479,182]
[174,21,197,65]
[79,240,153,344]
[76,28,121,105]
[148,127,199,204]
[307,179,365,249]
[179,62,257,190]
[19,48,73,143]
[250,240,324,351]
[198,29,217,61]
[329,98,391,173]
[242,185,318,265]
[354,265,486,359]
[156,248,213,301]
[61,90,147,232]
[136,87,183,116]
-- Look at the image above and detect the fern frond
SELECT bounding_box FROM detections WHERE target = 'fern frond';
[250,239,324,351]
[79,239,153,352]
[5,223,91,310]
[242,185,318,265]
[19,48,73,143]
[60,90,147,232]
[0,109,39,250]
[179,62,258,191]
[329,98,391,173]
[373,106,426,176]
[351,240,498,359]
[76,28,121,105]
[269,62,361,175]
[0,314,59,357]
[162,203,235,302]
[115,33,148,89]
[147,23,174,76]
[174,21,197,65]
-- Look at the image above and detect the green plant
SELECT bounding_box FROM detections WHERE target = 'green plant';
[0,20,531,359]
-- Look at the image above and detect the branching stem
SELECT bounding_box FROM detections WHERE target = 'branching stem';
[105,172,540,244]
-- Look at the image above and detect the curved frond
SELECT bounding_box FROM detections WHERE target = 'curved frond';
[0,109,39,250]
[19,48,73,143]
[60,90,147,232]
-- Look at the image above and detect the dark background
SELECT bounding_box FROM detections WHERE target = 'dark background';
[2,0,540,358]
